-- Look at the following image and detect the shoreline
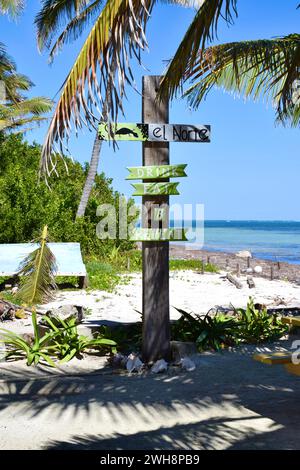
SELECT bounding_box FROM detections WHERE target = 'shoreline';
[169,244,300,284]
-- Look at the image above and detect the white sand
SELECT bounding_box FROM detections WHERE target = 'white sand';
[37,270,300,324]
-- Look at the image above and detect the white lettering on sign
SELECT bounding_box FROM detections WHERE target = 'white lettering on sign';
[148,124,210,142]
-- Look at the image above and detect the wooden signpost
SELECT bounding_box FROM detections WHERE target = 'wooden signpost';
[98,75,211,363]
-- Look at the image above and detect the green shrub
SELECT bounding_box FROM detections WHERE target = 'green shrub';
[0,311,117,366]
[0,133,135,258]
[172,308,238,351]
[172,297,288,351]
[233,297,288,344]
[0,311,56,366]
[170,259,218,272]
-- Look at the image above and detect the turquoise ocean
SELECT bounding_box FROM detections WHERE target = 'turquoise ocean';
[177,220,300,265]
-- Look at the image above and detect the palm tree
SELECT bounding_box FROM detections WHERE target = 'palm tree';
[0,43,52,134]
[35,1,200,216]
[37,0,299,179]
[0,0,24,17]
[180,35,300,127]
[35,1,205,175]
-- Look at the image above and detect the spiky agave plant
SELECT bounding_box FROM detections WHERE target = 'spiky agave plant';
[17,225,57,305]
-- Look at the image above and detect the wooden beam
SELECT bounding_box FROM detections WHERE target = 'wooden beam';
[142,76,171,363]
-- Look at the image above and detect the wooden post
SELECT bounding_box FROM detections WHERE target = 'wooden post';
[142,76,171,363]
[271,266,274,280]
[236,263,240,277]
[201,258,204,274]
[277,261,281,270]
[247,256,251,268]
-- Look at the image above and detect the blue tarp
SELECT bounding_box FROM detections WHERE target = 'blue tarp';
[0,243,86,277]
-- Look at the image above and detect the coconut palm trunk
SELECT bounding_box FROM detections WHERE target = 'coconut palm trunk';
[76,60,114,219]
[76,130,103,218]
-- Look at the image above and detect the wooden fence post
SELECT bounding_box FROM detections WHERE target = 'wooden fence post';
[142,76,171,363]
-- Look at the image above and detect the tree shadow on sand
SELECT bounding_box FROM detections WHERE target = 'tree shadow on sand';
[0,340,300,449]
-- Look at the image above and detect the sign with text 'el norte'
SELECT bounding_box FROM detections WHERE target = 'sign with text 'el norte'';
[99,123,211,142]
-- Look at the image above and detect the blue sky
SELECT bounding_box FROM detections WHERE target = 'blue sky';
[1,0,299,220]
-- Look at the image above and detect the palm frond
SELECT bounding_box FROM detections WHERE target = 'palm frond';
[36,1,100,51]
[39,0,154,178]
[0,0,24,17]
[159,0,238,100]
[183,35,300,126]
[0,97,52,131]
[17,226,58,305]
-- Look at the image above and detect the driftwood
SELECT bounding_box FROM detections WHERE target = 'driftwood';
[226,273,243,289]
[0,299,42,321]
[247,276,255,289]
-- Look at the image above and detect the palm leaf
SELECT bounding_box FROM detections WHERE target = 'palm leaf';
[0,0,24,17]
[0,98,52,132]
[159,0,238,100]
[183,35,300,126]
[36,0,104,59]
[39,0,155,178]
[17,225,58,305]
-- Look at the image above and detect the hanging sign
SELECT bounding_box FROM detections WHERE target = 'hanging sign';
[131,182,179,196]
[99,123,210,142]
[126,164,187,180]
[129,228,188,242]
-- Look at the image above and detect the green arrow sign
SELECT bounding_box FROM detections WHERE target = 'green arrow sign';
[126,164,187,180]
[129,228,188,241]
[131,182,179,196]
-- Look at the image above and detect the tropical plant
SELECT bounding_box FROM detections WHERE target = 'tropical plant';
[35,0,204,177]
[16,225,57,305]
[183,34,300,127]
[36,0,299,179]
[0,0,24,17]
[0,310,56,366]
[42,315,117,362]
[0,309,117,366]
[233,297,288,344]
[172,298,288,351]
[0,43,52,134]
[172,307,239,351]
[0,133,136,258]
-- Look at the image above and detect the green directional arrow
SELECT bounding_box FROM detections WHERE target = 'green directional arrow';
[131,182,179,196]
[126,164,187,180]
[129,228,188,241]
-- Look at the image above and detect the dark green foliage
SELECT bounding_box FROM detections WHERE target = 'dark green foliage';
[0,133,135,257]
[172,298,288,351]
[98,323,142,354]
[233,297,288,344]
[172,307,238,351]
[0,310,117,366]
[44,315,117,362]
[0,311,56,366]
[170,259,218,272]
